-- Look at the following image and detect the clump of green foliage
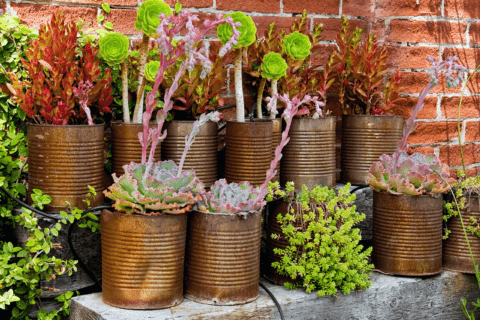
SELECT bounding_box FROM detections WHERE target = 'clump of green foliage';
[268,183,373,297]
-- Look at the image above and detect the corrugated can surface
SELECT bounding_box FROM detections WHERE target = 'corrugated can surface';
[271,118,282,183]
[101,210,187,309]
[341,115,403,185]
[161,120,218,187]
[281,117,336,190]
[185,210,262,305]
[111,121,161,176]
[28,123,104,212]
[372,191,443,276]
[224,120,272,186]
[443,195,480,273]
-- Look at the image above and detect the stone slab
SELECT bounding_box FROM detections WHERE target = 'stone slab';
[70,271,480,320]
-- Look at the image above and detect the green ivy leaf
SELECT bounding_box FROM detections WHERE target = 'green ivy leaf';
[104,22,114,30]
[101,3,111,13]
[97,15,105,23]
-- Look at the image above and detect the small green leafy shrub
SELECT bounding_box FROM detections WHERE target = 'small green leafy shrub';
[269,183,373,297]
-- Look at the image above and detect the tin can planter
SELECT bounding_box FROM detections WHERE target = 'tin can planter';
[28,123,104,212]
[185,210,262,305]
[341,115,403,185]
[372,191,443,276]
[101,210,187,309]
[271,118,282,183]
[161,120,218,187]
[281,117,336,190]
[111,121,161,176]
[224,120,272,186]
[443,195,480,273]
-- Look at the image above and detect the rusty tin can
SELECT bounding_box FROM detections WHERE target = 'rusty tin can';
[27,123,104,212]
[271,118,282,183]
[111,121,161,176]
[161,120,218,187]
[224,120,272,186]
[372,191,443,276]
[185,210,262,305]
[443,195,480,273]
[281,117,336,190]
[101,210,187,309]
[341,115,403,185]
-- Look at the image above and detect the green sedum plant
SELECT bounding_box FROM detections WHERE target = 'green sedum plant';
[282,31,311,61]
[269,183,373,297]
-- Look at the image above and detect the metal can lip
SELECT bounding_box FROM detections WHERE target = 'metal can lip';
[193,209,261,217]
[27,122,105,128]
[111,120,157,125]
[342,114,404,119]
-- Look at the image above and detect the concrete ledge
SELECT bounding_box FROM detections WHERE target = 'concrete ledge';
[70,271,480,319]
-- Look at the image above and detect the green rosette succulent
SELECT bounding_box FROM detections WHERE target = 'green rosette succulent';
[261,52,287,80]
[217,11,256,49]
[135,0,172,36]
[144,60,160,82]
[98,32,130,66]
[283,31,311,60]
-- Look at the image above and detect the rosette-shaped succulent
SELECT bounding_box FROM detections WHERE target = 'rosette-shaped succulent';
[144,60,160,82]
[261,52,287,80]
[99,32,130,66]
[135,0,172,36]
[200,179,264,215]
[217,11,256,49]
[104,161,204,214]
[367,152,455,196]
[283,31,311,60]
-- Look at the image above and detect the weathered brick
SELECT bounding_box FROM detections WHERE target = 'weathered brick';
[375,0,441,17]
[343,0,374,17]
[467,73,480,97]
[310,43,336,67]
[251,16,301,38]
[283,0,340,14]
[465,120,480,142]
[395,96,437,119]
[57,0,138,6]
[11,4,98,29]
[209,40,235,65]
[439,144,480,167]
[105,9,141,36]
[470,23,480,45]
[442,97,480,119]
[386,46,438,69]
[217,0,280,13]
[408,121,459,145]
[389,20,468,44]
[442,47,480,69]
[313,18,367,42]
[400,72,462,94]
[179,13,218,38]
[407,146,435,155]
[154,0,214,8]
[444,0,480,19]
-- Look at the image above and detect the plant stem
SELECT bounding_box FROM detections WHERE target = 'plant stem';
[121,61,130,123]
[270,79,278,119]
[256,78,266,119]
[133,34,150,123]
[234,48,245,122]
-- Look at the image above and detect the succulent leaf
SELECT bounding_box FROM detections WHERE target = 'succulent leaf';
[135,0,172,36]
[99,32,130,66]
[145,60,161,82]
[283,31,311,60]
[261,52,287,80]
[217,12,256,49]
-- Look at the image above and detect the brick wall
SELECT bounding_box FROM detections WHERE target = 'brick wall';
[4,0,480,176]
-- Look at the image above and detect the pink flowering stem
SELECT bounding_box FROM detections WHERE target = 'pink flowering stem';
[73,81,94,125]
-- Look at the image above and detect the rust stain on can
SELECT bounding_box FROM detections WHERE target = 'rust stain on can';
[28,123,105,212]
[443,195,480,273]
[111,121,161,176]
[341,115,403,185]
[224,120,272,186]
[372,191,443,276]
[281,117,336,190]
[271,118,282,183]
[185,210,262,305]
[161,120,218,187]
[101,210,187,309]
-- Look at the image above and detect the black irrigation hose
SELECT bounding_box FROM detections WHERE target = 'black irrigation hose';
[350,185,369,194]
[1,186,61,220]
[259,281,286,320]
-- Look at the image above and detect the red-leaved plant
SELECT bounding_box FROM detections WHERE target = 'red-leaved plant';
[8,11,113,125]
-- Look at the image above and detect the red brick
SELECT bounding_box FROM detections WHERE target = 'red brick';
[57,0,138,6]
[470,23,480,45]
[12,4,98,29]
[444,0,480,19]
[388,20,467,44]
[209,40,235,65]
[442,47,480,70]
[374,0,441,17]
[408,121,459,145]
[465,121,480,142]
[399,72,462,95]
[217,0,280,13]
[251,16,302,38]
[407,146,435,155]
[283,0,340,14]
[439,144,480,167]
[442,97,480,119]
[313,18,367,42]
[450,167,479,179]
[343,0,374,17]
[105,9,141,35]
[386,46,438,69]
[179,13,218,38]
[467,73,480,97]
[371,19,388,40]
[311,44,336,68]
[395,96,437,119]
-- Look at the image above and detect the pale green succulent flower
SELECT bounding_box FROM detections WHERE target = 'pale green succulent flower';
[98,32,130,66]
[283,31,311,60]
[144,60,161,82]
[217,11,256,49]
[135,0,172,36]
[261,52,287,80]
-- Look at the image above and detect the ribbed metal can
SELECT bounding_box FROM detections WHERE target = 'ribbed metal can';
[161,120,218,187]
[271,118,282,183]
[372,191,443,276]
[341,115,403,185]
[443,195,480,273]
[224,120,272,186]
[27,123,104,212]
[281,117,336,190]
[111,121,161,176]
[101,209,187,309]
[185,210,262,305]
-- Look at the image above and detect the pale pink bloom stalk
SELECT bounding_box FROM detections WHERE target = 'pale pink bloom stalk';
[73,81,94,125]
[138,11,240,165]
